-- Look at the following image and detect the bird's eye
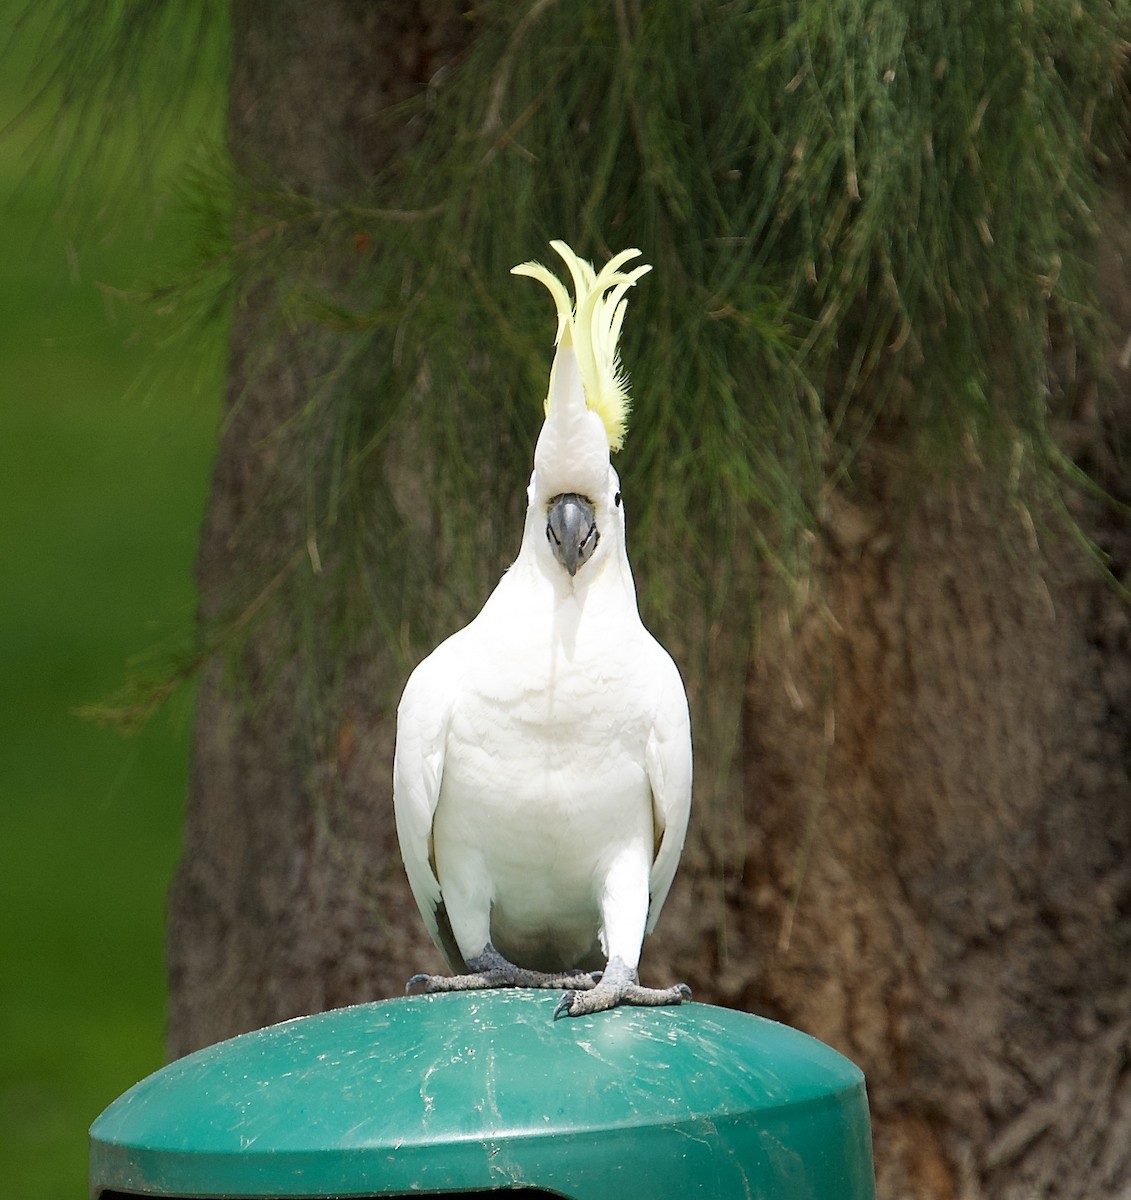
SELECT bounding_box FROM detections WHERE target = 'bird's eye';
[614,491,622,508]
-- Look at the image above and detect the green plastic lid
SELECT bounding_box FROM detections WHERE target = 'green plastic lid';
[90,991,875,1199]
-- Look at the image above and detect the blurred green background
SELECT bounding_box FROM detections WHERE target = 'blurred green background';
[0,7,224,1193]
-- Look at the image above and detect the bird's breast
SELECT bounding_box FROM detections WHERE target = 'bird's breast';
[432,738,652,968]
[432,637,656,962]
[427,574,667,965]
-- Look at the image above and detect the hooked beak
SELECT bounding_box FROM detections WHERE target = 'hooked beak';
[546,493,599,577]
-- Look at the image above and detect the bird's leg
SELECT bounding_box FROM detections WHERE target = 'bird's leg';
[407,942,601,996]
[553,955,690,1019]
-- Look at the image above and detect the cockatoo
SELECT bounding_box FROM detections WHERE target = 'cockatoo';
[392,241,692,1018]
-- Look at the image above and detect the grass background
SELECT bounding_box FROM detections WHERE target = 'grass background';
[0,8,224,1193]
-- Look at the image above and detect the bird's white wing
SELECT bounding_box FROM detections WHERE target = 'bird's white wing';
[392,648,455,962]
[644,650,693,935]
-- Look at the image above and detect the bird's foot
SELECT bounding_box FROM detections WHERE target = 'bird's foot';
[407,942,601,996]
[553,955,690,1019]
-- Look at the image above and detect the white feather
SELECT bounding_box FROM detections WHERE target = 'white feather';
[393,244,691,979]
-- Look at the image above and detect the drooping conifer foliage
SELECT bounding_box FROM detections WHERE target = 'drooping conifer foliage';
[27,0,1130,735]
[214,1,1128,679]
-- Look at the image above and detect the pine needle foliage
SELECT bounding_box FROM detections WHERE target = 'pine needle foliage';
[248,0,1129,659]
[26,0,1130,743]
[10,0,228,222]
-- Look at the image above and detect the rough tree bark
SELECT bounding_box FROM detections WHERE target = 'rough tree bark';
[167,0,471,1051]
[655,183,1131,1196]
[685,467,1131,1199]
[168,5,1131,1197]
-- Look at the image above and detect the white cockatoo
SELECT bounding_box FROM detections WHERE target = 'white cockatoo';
[392,241,692,1018]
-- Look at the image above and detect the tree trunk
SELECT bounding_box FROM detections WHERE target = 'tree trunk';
[654,182,1131,1196]
[167,0,469,1054]
[687,472,1131,1199]
[168,6,1131,1197]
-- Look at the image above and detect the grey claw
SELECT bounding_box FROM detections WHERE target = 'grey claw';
[406,973,432,993]
[553,992,575,1020]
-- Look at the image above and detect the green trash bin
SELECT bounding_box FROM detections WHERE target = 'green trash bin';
[90,991,875,1199]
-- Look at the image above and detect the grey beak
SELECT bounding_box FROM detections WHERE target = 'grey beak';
[546,493,599,577]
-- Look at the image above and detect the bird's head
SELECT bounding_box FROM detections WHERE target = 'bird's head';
[512,241,650,580]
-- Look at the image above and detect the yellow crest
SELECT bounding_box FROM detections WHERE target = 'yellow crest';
[512,241,651,453]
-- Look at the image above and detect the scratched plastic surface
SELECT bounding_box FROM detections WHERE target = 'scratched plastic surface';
[90,992,875,1199]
